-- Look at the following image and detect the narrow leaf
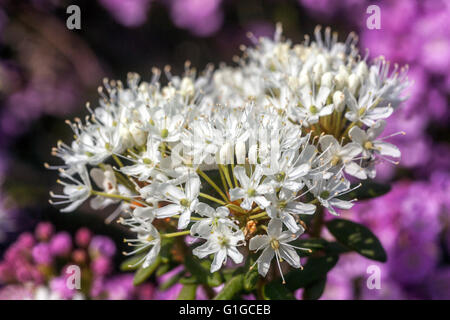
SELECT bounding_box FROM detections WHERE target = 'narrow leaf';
[214,274,244,300]
[326,218,387,262]
[262,282,295,300]
[177,284,197,300]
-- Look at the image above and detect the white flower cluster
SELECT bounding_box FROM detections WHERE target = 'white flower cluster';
[48,25,408,281]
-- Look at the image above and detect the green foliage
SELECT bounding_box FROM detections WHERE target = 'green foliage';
[214,274,244,300]
[177,284,197,300]
[302,277,327,300]
[133,256,162,286]
[184,255,223,287]
[284,255,339,291]
[339,180,391,201]
[120,254,145,271]
[326,218,387,262]
[262,282,295,300]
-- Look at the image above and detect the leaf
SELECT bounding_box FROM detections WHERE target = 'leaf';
[243,268,259,292]
[214,274,244,300]
[326,218,387,262]
[179,277,197,285]
[262,282,295,300]
[184,255,222,287]
[339,180,391,201]
[160,270,185,291]
[290,238,328,255]
[120,254,145,271]
[133,256,161,286]
[303,277,326,300]
[285,255,339,291]
[156,263,171,277]
[177,284,197,300]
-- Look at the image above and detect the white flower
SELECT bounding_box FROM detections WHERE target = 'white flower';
[294,85,334,126]
[229,166,272,210]
[266,189,316,233]
[190,203,238,237]
[89,165,118,209]
[349,120,401,159]
[120,136,161,181]
[154,176,200,229]
[344,88,393,127]
[249,219,308,282]
[319,135,366,179]
[121,207,161,269]
[50,166,91,212]
[309,172,358,216]
[193,225,245,273]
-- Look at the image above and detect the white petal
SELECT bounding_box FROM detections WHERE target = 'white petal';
[249,235,269,251]
[373,141,401,158]
[279,246,301,268]
[227,247,243,264]
[211,249,227,273]
[154,204,181,218]
[344,161,367,179]
[257,248,275,277]
[233,166,250,188]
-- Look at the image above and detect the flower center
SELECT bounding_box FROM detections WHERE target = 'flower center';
[247,188,256,197]
[358,107,366,116]
[270,239,280,250]
[180,198,190,207]
[143,158,153,165]
[320,190,330,199]
[331,155,341,166]
[160,128,169,139]
[309,105,318,115]
[364,141,373,150]
[276,172,286,182]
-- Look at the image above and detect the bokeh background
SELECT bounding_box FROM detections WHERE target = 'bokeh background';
[0,0,449,299]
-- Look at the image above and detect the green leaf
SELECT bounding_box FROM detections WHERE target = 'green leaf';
[262,282,295,300]
[177,284,197,300]
[243,268,259,292]
[120,254,145,271]
[160,270,185,290]
[214,274,244,300]
[326,218,387,262]
[179,277,197,285]
[155,263,171,277]
[339,180,391,201]
[184,255,222,287]
[303,277,326,300]
[133,256,161,285]
[285,255,339,291]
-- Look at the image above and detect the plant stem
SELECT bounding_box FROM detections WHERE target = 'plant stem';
[249,211,268,220]
[197,169,229,202]
[199,192,227,205]
[161,230,191,238]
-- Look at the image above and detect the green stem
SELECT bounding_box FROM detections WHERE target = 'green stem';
[249,211,268,220]
[199,192,227,205]
[219,165,233,191]
[161,230,191,238]
[197,169,229,202]
[112,154,124,168]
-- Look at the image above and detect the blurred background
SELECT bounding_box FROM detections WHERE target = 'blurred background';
[0,0,448,299]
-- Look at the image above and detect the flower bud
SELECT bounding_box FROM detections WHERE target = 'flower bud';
[179,77,194,97]
[235,141,246,165]
[356,61,368,79]
[321,72,333,88]
[248,144,258,164]
[219,142,234,165]
[348,74,360,95]
[333,90,345,112]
